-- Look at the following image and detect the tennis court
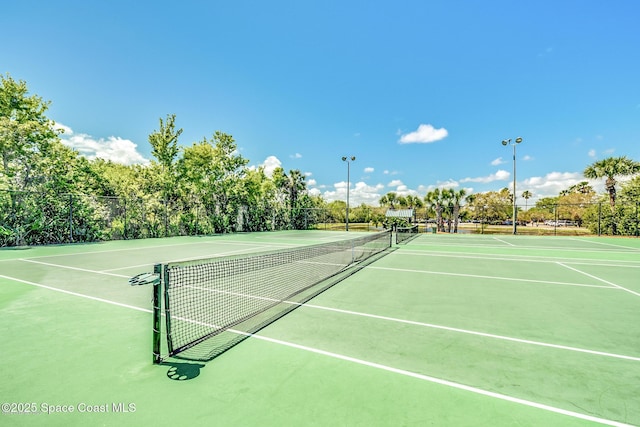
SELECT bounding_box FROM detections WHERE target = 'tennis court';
[1,231,639,426]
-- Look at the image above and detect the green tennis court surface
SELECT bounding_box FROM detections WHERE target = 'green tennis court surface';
[1,231,639,426]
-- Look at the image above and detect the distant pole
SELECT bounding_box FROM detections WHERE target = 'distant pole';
[501,137,523,235]
[341,156,356,231]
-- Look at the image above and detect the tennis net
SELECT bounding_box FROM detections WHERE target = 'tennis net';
[152,230,392,362]
[396,224,419,244]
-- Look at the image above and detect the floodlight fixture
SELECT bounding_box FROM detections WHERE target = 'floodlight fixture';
[341,156,356,231]
[501,137,525,235]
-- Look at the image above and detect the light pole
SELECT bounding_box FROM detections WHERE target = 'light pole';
[341,156,355,231]
[501,137,523,234]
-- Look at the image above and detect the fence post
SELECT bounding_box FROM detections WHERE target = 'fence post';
[123,197,128,240]
[69,193,73,243]
[635,202,640,237]
[195,204,199,236]
[164,196,170,237]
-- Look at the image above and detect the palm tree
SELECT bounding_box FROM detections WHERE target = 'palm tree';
[440,189,457,232]
[379,192,398,209]
[286,169,306,209]
[584,157,640,210]
[272,168,307,228]
[521,190,532,211]
[584,156,640,233]
[451,189,467,233]
[573,181,594,194]
[402,195,424,223]
[424,189,444,232]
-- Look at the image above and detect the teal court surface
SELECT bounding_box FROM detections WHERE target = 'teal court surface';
[1,231,639,426]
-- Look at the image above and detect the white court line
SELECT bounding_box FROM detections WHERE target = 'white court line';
[12,244,299,275]
[0,274,150,313]
[246,333,635,427]
[182,284,640,362]
[0,239,301,262]
[0,272,634,426]
[416,242,640,257]
[19,259,130,278]
[567,237,640,251]
[492,236,516,246]
[557,262,640,298]
[397,249,640,268]
[368,266,614,289]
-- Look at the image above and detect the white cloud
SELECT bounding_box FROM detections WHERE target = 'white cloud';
[307,178,317,186]
[58,124,149,165]
[461,170,510,183]
[261,156,282,177]
[522,155,533,161]
[491,157,506,166]
[290,153,302,159]
[364,167,374,173]
[522,171,586,198]
[416,184,431,193]
[588,149,596,158]
[387,179,403,187]
[334,181,348,190]
[398,124,448,144]
[323,181,385,206]
[437,179,460,189]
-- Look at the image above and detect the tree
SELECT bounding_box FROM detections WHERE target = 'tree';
[149,114,182,170]
[424,189,447,231]
[450,189,467,233]
[0,73,59,192]
[240,167,277,231]
[379,192,398,209]
[615,176,640,236]
[205,131,249,232]
[521,190,532,211]
[0,74,89,245]
[584,156,640,233]
[272,167,308,229]
[464,190,512,224]
[327,200,347,223]
[560,181,593,196]
[402,195,424,223]
[148,114,182,235]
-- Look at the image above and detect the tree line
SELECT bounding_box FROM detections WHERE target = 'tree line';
[0,74,323,245]
[377,165,640,235]
[1,74,639,245]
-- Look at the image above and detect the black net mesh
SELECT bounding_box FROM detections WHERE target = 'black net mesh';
[396,225,419,244]
[161,231,392,361]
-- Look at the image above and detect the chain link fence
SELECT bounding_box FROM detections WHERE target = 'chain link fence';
[0,190,326,247]
[1,190,638,246]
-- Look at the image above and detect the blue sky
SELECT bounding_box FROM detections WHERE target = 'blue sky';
[3,1,639,206]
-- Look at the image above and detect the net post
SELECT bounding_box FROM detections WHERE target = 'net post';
[152,263,162,364]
